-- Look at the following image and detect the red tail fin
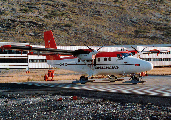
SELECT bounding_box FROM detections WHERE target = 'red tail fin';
[44,30,57,49]
[44,30,61,60]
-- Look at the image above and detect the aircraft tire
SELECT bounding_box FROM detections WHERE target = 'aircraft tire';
[80,76,88,84]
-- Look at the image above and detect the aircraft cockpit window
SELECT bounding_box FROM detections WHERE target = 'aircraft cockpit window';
[120,53,131,58]
[117,54,120,58]
[131,52,135,55]
[129,53,133,56]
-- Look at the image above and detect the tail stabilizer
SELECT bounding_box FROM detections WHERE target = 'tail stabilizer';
[44,30,57,49]
[44,30,61,60]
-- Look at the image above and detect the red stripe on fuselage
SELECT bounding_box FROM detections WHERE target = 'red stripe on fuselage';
[60,56,77,60]
[46,51,131,60]
[46,54,62,60]
[46,55,76,60]
[96,51,130,58]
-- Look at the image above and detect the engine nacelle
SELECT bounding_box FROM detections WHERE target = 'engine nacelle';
[76,50,97,61]
[77,54,94,60]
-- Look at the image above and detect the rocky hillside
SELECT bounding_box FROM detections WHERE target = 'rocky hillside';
[0,0,170,46]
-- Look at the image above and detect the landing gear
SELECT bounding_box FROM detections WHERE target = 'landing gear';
[80,76,88,84]
[72,76,88,84]
[130,76,140,84]
[123,75,146,84]
[107,75,124,82]
[108,75,117,82]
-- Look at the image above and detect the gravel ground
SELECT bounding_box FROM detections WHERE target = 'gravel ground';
[0,83,171,120]
[0,94,171,120]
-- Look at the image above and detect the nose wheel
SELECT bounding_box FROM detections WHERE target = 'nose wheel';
[80,76,88,84]
[123,75,146,84]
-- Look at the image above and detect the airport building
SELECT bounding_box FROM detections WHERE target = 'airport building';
[137,46,171,67]
[0,42,170,69]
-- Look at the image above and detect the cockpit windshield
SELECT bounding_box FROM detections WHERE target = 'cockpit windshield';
[121,53,132,58]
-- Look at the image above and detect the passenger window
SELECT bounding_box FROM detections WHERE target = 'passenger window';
[104,58,107,61]
[78,59,80,62]
[98,58,100,62]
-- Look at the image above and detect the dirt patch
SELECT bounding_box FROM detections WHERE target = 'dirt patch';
[0,69,82,83]
[148,67,171,75]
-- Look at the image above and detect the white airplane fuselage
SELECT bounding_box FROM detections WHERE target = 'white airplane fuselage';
[42,30,153,77]
[47,56,153,76]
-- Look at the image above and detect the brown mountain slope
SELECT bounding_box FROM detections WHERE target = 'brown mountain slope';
[0,0,170,46]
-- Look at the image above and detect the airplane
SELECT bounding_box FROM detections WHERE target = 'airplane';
[1,30,153,84]
[129,46,169,56]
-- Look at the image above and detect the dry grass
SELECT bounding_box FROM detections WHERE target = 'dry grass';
[148,67,171,75]
[0,69,81,83]
[0,68,170,83]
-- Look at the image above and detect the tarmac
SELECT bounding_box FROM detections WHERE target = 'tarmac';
[18,75,171,97]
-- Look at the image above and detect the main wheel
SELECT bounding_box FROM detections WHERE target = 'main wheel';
[80,76,86,81]
[80,76,88,84]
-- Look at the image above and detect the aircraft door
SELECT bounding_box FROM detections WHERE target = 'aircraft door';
[94,57,96,66]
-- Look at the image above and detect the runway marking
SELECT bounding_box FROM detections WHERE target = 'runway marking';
[120,90,131,94]
[162,93,171,96]
[17,82,171,97]
[108,89,117,92]
[131,90,145,95]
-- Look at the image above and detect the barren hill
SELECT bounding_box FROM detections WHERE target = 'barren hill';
[0,0,170,46]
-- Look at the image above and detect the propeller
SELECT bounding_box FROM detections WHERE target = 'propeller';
[131,46,139,53]
[131,46,147,58]
[141,47,147,52]
[97,45,104,51]
[131,46,147,53]
[84,40,104,53]
[84,44,94,52]
[85,45,104,55]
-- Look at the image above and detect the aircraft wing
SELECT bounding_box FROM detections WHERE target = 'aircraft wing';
[1,45,90,55]
[130,46,169,55]
[142,50,169,54]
